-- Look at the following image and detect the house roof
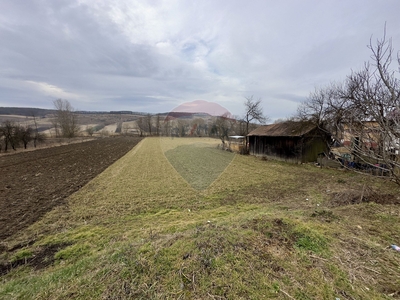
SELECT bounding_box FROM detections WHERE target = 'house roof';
[247,121,318,137]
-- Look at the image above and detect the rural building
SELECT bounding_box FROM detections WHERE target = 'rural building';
[340,121,381,150]
[247,121,330,163]
[228,135,246,153]
[340,120,400,156]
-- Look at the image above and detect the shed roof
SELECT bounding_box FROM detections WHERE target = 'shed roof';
[229,135,245,139]
[247,121,318,137]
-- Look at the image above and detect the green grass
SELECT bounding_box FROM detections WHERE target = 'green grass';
[11,249,33,262]
[164,142,235,190]
[1,137,399,299]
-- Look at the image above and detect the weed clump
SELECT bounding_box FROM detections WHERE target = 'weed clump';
[329,187,399,207]
[0,243,70,276]
[246,216,329,254]
[311,209,339,222]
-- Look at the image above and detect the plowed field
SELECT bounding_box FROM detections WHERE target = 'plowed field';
[0,137,142,240]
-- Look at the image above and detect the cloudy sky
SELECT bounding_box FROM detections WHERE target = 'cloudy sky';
[1,0,399,120]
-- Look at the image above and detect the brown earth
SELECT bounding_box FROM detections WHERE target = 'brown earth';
[0,136,143,241]
[0,242,70,276]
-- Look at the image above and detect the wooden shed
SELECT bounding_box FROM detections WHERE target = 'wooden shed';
[247,121,330,163]
[228,135,246,153]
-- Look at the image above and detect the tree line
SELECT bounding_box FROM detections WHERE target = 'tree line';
[297,28,400,184]
[0,118,45,152]
[0,99,79,152]
[1,95,268,153]
[133,96,267,148]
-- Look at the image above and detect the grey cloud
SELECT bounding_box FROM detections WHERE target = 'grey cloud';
[1,0,400,120]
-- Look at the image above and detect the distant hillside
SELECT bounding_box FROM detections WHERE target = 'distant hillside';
[79,111,148,115]
[0,107,152,117]
[0,107,55,117]
[164,111,211,121]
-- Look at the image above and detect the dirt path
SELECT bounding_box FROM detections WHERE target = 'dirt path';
[0,136,143,240]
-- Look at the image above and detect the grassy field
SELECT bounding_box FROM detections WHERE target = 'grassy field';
[1,137,400,299]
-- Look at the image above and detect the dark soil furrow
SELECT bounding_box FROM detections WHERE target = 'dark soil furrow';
[0,136,143,241]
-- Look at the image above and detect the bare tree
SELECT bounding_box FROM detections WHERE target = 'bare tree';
[32,113,45,147]
[177,119,188,137]
[191,118,206,136]
[0,121,10,151]
[53,99,80,138]
[0,121,18,151]
[243,96,267,135]
[19,126,33,149]
[230,115,246,136]
[136,114,153,136]
[214,114,231,147]
[297,83,347,139]
[137,117,146,136]
[0,127,3,152]
[0,121,36,151]
[228,117,238,136]
[145,113,152,136]
[155,114,161,136]
[86,126,95,136]
[100,129,109,137]
[162,118,172,136]
[298,28,400,184]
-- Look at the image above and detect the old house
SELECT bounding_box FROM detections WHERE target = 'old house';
[340,121,381,150]
[247,121,330,163]
[340,119,400,158]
